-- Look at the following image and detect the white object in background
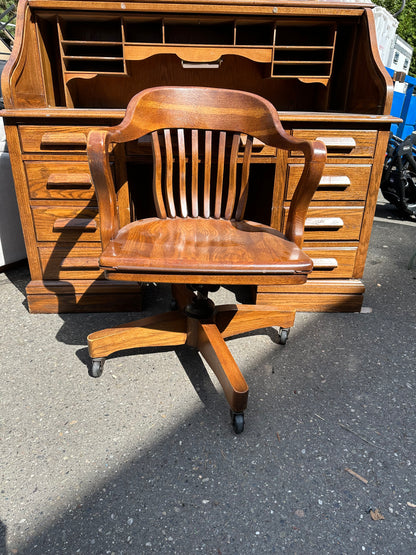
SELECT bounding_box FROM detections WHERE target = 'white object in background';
[388,34,414,75]
[0,118,26,269]
[373,6,399,66]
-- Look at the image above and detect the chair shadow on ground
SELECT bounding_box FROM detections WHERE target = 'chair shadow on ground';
[4,261,281,412]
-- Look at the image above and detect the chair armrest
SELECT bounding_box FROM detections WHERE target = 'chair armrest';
[285,139,327,248]
[87,129,119,250]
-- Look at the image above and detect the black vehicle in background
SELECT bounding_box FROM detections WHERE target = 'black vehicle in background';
[380,131,416,218]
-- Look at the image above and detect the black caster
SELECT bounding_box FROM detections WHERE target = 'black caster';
[230,410,245,434]
[89,357,105,378]
[278,327,290,345]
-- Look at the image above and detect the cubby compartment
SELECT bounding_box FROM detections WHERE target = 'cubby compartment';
[235,22,275,46]
[59,16,122,42]
[63,58,124,73]
[275,48,333,62]
[123,18,164,43]
[63,42,123,58]
[272,62,332,78]
[164,19,235,45]
[276,24,335,47]
[59,16,124,76]
[272,23,336,80]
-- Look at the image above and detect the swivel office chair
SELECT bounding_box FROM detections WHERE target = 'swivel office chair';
[86,86,326,433]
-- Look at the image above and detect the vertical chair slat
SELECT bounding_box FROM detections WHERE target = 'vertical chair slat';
[224,133,240,220]
[151,131,167,219]
[177,128,188,218]
[164,129,176,218]
[191,129,199,217]
[235,134,253,220]
[215,131,226,219]
[203,130,212,218]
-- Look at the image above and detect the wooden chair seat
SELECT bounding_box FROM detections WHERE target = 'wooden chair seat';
[99,217,313,275]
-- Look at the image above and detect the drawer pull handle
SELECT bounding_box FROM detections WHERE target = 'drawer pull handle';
[305,217,344,230]
[316,137,356,150]
[47,173,92,189]
[319,175,351,189]
[41,132,87,148]
[59,258,100,269]
[312,258,338,270]
[53,218,97,232]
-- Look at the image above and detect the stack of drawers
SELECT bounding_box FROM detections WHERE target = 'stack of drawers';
[21,125,102,280]
[256,125,381,312]
[19,123,141,312]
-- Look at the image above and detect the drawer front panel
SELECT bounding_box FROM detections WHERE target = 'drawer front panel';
[19,126,89,153]
[32,206,100,242]
[25,161,94,200]
[39,245,104,279]
[305,247,357,278]
[292,130,377,157]
[286,164,372,201]
[284,206,364,241]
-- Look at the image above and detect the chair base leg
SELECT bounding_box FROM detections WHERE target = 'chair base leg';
[87,286,297,431]
[87,311,188,359]
[187,317,249,414]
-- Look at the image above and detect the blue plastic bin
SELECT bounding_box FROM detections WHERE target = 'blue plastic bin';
[387,67,416,138]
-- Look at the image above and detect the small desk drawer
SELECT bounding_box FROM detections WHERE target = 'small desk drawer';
[25,161,94,200]
[32,206,100,242]
[292,130,377,157]
[284,206,364,241]
[19,126,89,153]
[305,246,357,278]
[286,163,372,201]
[39,245,104,279]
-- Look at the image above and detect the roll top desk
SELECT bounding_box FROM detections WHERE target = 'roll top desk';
[1,0,396,313]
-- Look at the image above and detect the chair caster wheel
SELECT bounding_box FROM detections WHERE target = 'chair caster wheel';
[89,358,105,378]
[230,411,245,434]
[278,327,290,345]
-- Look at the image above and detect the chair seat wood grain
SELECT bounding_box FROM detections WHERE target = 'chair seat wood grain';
[99,217,313,275]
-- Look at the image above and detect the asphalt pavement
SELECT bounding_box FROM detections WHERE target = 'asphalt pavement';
[1,197,415,554]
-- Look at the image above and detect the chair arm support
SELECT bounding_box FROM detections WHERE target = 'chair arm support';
[285,139,327,248]
[87,129,120,250]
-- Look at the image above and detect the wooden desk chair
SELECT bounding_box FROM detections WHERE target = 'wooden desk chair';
[87,86,326,433]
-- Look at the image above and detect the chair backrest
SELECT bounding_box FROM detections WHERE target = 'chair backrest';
[87,87,326,248]
[150,128,254,220]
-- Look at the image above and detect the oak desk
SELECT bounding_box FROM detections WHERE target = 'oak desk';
[2,0,397,312]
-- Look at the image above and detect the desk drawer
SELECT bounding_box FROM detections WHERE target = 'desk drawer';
[39,245,103,279]
[25,161,94,200]
[32,206,100,242]
[305,246,357,278]
[284,206,364,241]
[292,130,377,157]
[286,163,371,201]
[19,126,89,153]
